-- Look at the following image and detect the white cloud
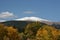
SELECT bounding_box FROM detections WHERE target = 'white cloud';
[0,11,16,18]
[24,11,33,14]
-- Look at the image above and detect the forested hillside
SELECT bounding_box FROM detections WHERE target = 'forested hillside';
[0,22,60,40]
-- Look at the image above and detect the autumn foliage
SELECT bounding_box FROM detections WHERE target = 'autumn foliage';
[36,25,60,40]
[0,24,21,40]
[0,22,60,40]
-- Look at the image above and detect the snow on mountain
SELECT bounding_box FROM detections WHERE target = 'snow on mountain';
[0,20,6,22]
[15,17,49,22]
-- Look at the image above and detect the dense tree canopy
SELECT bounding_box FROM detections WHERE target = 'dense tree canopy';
[0,22,60,40]
[0,24,21,40]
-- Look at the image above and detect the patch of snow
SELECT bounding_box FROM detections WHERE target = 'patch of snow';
[15,17,49,22]
[0,20,6,22]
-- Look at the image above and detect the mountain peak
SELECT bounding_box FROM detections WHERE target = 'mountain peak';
[15,17,49,22]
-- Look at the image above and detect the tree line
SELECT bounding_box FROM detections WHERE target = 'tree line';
[0,22,60,40]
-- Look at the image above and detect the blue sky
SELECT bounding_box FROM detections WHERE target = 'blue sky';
[0,0,60,22]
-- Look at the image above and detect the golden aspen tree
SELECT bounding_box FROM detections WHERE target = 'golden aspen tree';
[6,27,21,40]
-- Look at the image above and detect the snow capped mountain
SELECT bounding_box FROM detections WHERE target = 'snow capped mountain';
[0,20,6,22]
[15,17,49,22]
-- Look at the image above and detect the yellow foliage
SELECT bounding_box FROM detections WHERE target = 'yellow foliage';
[0,24,21,40]
[36,25,60,40]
